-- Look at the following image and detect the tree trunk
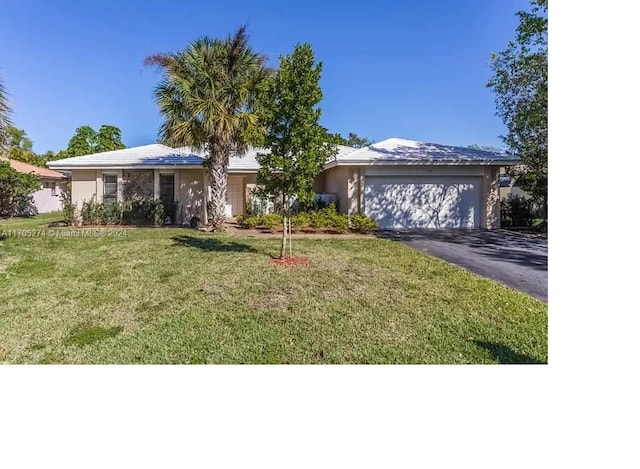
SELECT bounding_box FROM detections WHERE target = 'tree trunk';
[280,215,287,259]
[280,193,288,259]
[207,149,229,230]
[288,216,292,257]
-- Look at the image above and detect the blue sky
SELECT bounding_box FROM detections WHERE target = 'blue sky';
[0,0,529,154]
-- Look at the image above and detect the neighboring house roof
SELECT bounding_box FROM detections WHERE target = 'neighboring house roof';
[326,138,520,168]
[46,139,519,171]
[1,156,66,179]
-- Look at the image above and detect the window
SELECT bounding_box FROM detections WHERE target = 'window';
[103,174,118,202]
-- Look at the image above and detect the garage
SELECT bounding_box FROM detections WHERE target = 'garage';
[364,175,481,229]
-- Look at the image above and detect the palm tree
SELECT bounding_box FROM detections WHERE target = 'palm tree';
[145,26,269,228]
[0,75,12,153]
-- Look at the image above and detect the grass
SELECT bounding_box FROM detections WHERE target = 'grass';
[0,212,548,364]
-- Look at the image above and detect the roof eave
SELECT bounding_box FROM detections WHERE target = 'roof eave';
[324,158,521,169]
[47,164,206,170]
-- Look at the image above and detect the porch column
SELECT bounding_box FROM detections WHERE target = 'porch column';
[153,170,160,199]
[117,169,123,201]
[96,172,103,202]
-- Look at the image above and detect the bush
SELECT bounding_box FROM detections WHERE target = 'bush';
[80,198,100,225]
[350,214,378,233]
[80,197,165,226]
[245,216,261,229]
[291,212,311,231]
[103,201,124,225]
[122,198,165,226]
[0,161,39,217]
[59,187,78,226]
[501,194,536,227]
[260,213,282,231]
[236,215,260,229]
[309,203,349,232]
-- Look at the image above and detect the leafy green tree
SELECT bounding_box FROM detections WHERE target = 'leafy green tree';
[66,125,97,156]
[58,124,126,158]
[332,132,372,148]
[0,75,12,152]
[6,125,33,151]
[255,43,338,258]
[145,25,270,229]
[487,0,547,216]
[96,125,126,152]
[2,125,48,167]
[345,132,372,148]
[0,161,40,217]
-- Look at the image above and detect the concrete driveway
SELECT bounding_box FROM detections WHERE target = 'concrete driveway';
[378,229,548,302]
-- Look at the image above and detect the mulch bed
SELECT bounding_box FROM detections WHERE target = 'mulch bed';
[268,256,311,267]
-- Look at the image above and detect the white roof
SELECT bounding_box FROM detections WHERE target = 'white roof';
[177,146,262,172]
[47,144,204,169]
[180,145,358,171]
[47,139,518,171]
[328,138,519,167]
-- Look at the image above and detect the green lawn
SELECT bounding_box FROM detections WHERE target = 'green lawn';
[0,212,547,364]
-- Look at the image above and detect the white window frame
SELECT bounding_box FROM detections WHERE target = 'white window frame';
[103,173,118,203]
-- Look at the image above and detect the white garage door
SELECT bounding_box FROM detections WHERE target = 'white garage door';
[364,175,481,229]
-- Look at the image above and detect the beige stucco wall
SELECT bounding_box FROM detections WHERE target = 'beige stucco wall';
[177,169,206,224]
[322,166,349,213]
[312,172,325,193]
[227,175,245,216]
[481,166,500,229]
[71,169,97,209]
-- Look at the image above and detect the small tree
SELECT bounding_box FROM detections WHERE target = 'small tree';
[255,43,337,258]
[0,161,40,217]
[487,0,547,218]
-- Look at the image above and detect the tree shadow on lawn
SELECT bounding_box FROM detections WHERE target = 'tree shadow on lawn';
[171,235,263,254]
[474,340,546,364]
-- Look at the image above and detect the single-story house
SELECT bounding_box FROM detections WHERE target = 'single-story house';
[47,138,519,229]
[1,156,68,213]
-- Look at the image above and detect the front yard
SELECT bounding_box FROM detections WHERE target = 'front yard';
[0,213,547,364]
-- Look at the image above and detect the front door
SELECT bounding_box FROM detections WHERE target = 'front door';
[159,174,176,223]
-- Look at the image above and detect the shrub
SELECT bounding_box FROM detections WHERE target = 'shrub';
[309,203,349,232]
[236,214,247,228]
[350,214,378,233]
[260,213,282,231]
[80,198,100,225]
[81,197,165,226]
[102,201,124,225]
[0,161,39,217]
[122,198,165,226]
[501,194,536,227]
[291,212,311,231]
[245,216,261,229]
[59,187,78,226]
